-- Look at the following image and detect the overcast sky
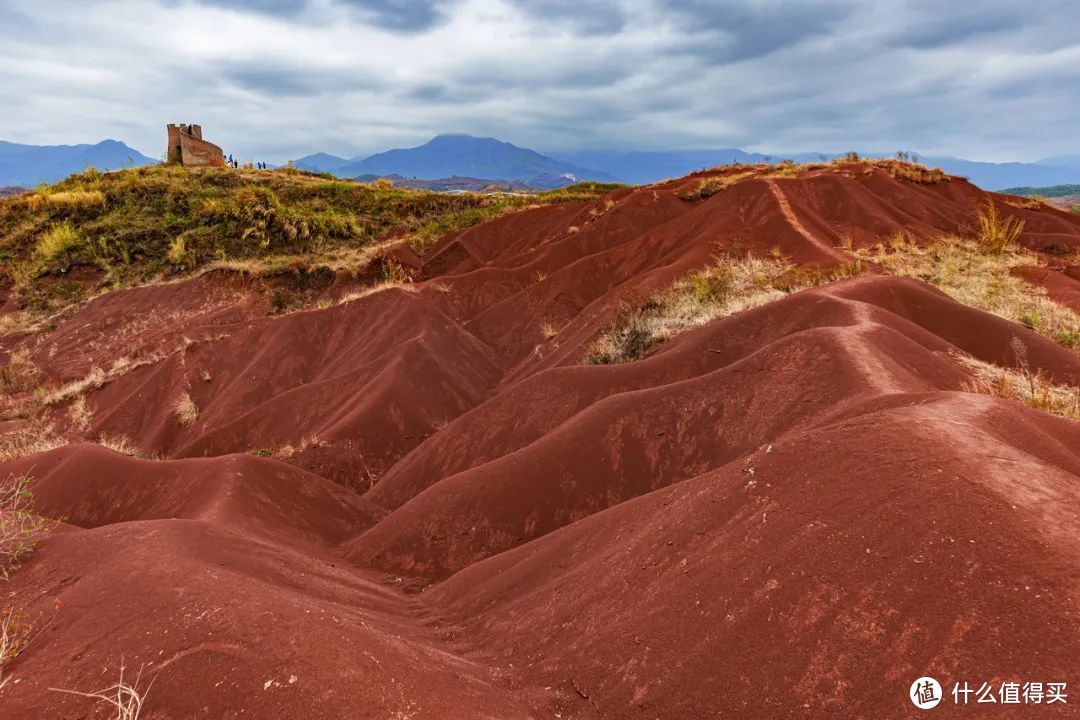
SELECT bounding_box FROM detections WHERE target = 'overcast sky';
[1,0,1078,163]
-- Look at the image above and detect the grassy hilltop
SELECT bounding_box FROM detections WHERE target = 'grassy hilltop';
[0,164,620,326]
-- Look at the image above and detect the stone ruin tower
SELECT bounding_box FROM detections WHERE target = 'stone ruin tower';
[166,124,226,168]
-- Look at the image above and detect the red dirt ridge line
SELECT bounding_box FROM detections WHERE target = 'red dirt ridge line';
[2,163,1080,719]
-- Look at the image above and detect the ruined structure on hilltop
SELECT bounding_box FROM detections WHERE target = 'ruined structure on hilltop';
[166,124,226,168]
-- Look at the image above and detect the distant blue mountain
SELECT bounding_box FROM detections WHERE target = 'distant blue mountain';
[298,135,613,183]
[1037,154,1080,172]
[0,139,158,186]
[295,152,351,173]
[552,148,1080,191]
[292,137,1080,191]
[550,149,772,184]
[918,156,1080,191]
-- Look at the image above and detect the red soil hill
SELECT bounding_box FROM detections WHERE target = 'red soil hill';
[2,162,1080,718]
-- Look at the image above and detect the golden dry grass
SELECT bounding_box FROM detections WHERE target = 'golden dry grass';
[974,199,1025,254]
[956,348,1080,421]
[856,235,1080,348]
[43,190,106,208]
[50,662,153,720]
[0,421,64,462]
[33,222,80,264]
[67,395,93,432]
[585,256,862,364]
[172,392,198,427]
[0,348,40,397]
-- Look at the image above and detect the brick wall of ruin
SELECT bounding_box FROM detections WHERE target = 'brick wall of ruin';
[167,124,226,168]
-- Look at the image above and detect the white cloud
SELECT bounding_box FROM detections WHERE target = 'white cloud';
[0,0,1077,162]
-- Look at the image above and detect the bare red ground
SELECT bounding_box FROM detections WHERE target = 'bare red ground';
[2,165,1080,718]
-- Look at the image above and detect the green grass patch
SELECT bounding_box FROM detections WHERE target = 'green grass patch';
[0,166,628,323]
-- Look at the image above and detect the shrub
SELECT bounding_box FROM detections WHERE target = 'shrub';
[585,303,658,365]
[1,474,57,579]
[380,258,410,284]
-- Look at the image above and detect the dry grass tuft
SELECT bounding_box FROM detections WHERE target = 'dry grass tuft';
[0,348,41,397]
[1,606,32,689]
[3,353,167,422]
[34,222,81,266]
[856,235,1080,347]
[34,366,107,412]
[956,345,1080,421]
[172,392,198,427]
[66,395,93,432]
[43,190,106,208]
[0,421,64,462]
[874,159,947,184]
[165,236,188,266]
[95,434,146,458]
[679,172,752,201]
[585,256,861,364]
[51,662,154,720]
[975,199,1025,255]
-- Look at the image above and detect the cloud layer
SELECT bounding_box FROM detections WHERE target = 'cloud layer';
[1,0,1078,162]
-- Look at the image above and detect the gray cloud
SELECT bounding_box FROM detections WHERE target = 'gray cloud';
[667,0,858,63]
[0,0,1078,163]
[505,0,627,35]
[184,0,454,31]
[220,61,385,97]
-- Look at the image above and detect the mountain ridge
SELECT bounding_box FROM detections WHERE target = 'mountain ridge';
[295,135,1080,190]
[0,139,157,186]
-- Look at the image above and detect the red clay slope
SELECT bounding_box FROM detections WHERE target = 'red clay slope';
[3,163,1080,719]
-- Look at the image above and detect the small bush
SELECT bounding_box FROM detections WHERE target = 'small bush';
[585,304,658,365]
[380,258,410,284]
[1,474,57,579]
